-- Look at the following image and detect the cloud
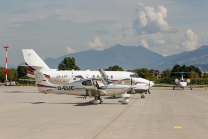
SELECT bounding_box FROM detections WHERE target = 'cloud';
[148,33,166,45]
[96,29,108,35]
[66,47,76,54]
[114,24,129,33]
[179,29,198,51]
[175,46,180,49]
[133,3,178,35]
[122,33,126,40]
[140,39,149,48]
[114,24,129,40]
[88,36,104,49]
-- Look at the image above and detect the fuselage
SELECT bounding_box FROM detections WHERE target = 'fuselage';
[37,78,132,96]
[39,70,154,89]
[178,80,187,87]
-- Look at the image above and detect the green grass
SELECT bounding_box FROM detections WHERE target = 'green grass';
[16,84,36,86]
[153,85,170,87]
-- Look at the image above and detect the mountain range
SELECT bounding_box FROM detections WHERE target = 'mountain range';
[2,44,208,70]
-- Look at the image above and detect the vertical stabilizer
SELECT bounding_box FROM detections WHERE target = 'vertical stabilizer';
[22,49,50,70]
[34,70,56,93]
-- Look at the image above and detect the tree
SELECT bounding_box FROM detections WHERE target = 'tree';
[171,64,181,77]
[58,57,80,70]
[105,65,124,71]
[203,73,208,78]
[136,68,149,78]
[0,67,5,82]
[7,68,18,81]
[161,69,171,78]
[17,66,27,78]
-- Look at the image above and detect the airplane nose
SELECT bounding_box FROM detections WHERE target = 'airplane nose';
[150,81,154,86]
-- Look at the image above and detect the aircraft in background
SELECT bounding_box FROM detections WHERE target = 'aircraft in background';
[157,72,206,90]
[22,49,154,98]
[34,68,135,104]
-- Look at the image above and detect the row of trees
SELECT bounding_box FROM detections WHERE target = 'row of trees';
[161,64,204,78]
[0,66,28,83]
[1,57,207,84]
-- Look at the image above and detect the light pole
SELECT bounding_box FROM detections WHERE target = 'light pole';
[3,44,9,82]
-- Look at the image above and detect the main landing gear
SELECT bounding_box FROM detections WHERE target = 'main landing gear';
[141,94,145,99]
[89,96,104,104]
[119,93,130,105]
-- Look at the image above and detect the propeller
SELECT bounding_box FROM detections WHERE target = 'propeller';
[130,77,134,94]
[148,81,151,94]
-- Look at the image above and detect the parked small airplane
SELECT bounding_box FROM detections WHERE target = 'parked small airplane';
[157,72,206,90]
[22,49,154,97]
[34,68,135,104]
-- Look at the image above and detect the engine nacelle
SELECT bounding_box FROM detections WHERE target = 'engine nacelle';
[175,79,179,83]
[187,79,190,83]
[118,99,129,104]
[121,93,131,98]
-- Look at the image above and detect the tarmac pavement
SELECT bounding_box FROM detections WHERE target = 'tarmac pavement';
[0,86,208,139]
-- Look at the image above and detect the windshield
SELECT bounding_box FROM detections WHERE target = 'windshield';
[130,74,140,78]
[82,80,92,86]
[180,80,186,82]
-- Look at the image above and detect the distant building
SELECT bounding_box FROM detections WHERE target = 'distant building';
[201,70,208,77]
[149,69,160,78]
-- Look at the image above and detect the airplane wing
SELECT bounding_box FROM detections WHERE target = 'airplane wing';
[154,84,179,87]
[187,85,207,88]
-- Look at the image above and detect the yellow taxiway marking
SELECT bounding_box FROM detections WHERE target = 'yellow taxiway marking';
[174,126,182,129]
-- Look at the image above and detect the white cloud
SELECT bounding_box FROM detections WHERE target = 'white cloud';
[140,39,149,48]
[175,46,180,49]
[179,29,198,51]
[114,24,130,33]
[96,29,108,35]
[88,36,104,49]
[66,47,76,54]
[148,33,166,45]
[133,3,178,35]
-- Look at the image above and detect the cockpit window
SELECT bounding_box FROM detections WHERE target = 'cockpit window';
[82,80,92,86]
[130,74,140,78]
[180,80,186,82]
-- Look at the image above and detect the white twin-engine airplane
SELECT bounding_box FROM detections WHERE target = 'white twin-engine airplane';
[158,72,205,90]
[34,68,135,104]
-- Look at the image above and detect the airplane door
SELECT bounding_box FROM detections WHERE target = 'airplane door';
[85,74,89,78]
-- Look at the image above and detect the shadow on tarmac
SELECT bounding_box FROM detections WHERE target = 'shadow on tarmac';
[24,101,118,106]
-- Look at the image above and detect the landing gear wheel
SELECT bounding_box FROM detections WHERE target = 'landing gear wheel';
[173,87,175,90]
[145,91,147,94]
[99,99,103,104]
[141,95,145,99]
[191,88,192,90]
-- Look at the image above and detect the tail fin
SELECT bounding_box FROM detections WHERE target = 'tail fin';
[22,49,50,70]
[34,70,56,93]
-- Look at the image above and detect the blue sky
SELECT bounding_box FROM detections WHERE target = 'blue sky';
[0,0,208,65]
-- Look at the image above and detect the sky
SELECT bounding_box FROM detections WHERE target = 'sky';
[0,0,208,66]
